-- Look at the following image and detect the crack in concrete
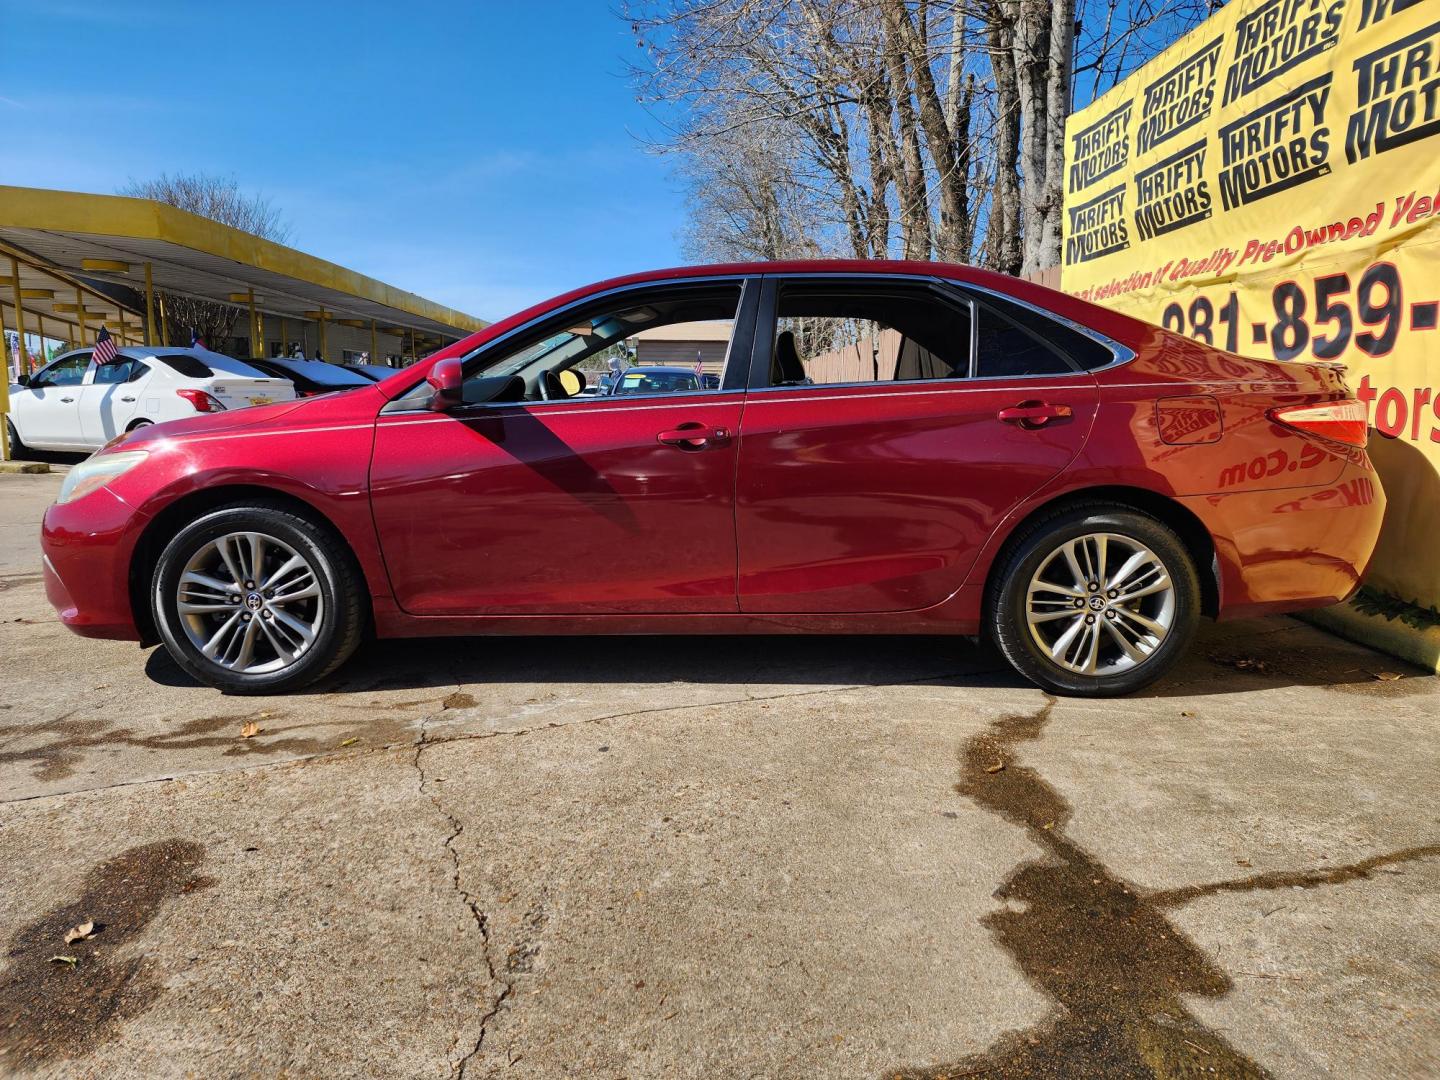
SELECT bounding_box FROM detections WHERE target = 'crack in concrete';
[4,669,977,808]
[413,712,513,1079]
[418,669,978,748]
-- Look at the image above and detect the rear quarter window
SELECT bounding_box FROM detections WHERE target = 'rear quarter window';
[972,292,1117,377]
[153,354,214,379]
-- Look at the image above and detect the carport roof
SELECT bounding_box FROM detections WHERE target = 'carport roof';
[0,185,486,342]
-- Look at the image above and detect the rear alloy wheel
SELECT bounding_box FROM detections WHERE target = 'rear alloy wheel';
[989,506,1199,696]
[151,504,365,693]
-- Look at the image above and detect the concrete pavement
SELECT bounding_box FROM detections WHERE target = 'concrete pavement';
[1,470,1436,1078]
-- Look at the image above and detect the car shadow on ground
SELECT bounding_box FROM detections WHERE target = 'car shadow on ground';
[9,448,84,467]
[141,617,1432,699]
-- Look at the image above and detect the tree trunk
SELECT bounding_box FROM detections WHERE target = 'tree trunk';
[1013,0,1073,275]
[861,68,896,259]
[986,4,1023,275]
[886,0,968,262]
[882,24,933,259]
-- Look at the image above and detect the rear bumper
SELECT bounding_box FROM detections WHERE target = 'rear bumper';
[40,487,149,640]
[1180,458,1385,621]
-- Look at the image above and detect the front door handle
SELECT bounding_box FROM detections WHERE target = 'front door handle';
[998,401,1072,428]
[657,422,731,450]
[60,396,75,403]
[120,395,136,402]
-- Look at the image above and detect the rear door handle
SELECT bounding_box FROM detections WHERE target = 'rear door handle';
[998,401,1072,428]
[657,422,731,450]
[60,396,75,403]
[120,395,136,402]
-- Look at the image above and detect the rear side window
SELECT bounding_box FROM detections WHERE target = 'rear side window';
[92,359,145,384]
[971,292,1116,377]
[768,284,973,387]
[154,353,213,378]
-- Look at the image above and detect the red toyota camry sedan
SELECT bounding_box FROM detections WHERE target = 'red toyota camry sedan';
[39,262,1383,697]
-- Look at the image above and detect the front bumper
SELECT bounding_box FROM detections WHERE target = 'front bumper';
[40,486,149,640]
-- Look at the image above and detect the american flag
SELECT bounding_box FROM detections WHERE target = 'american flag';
[91,325,118,369]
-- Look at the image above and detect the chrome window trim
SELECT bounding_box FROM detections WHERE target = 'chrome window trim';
[381,274,750,415]
[932,276,1138,376]
[751,270,1134,393]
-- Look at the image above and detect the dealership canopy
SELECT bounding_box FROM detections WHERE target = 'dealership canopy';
[0,185,485,359]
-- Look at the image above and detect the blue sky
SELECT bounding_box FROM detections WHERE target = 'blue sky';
[0,0,686,321]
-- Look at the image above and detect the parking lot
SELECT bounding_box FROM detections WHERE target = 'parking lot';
[0,468,1436,1079]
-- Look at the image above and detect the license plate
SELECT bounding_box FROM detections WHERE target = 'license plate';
[248,395,272,406]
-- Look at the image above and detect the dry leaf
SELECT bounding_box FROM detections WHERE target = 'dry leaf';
[1372,671,1403,681]
[258,711,272,718]
[240,721,262,739]
[63,920,95,944]
[984,759,1005,774]
[1180,710,1196,718]
[49,955,78,965]
[337,737,359,748]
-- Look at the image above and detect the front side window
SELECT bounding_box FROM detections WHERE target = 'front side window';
[36,354,91,386]
[460,282,743,405]
[766,284,972,387]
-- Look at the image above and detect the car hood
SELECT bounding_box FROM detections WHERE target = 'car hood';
[117,397,314,448]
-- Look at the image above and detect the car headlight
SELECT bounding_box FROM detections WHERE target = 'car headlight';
[56,451,150,505]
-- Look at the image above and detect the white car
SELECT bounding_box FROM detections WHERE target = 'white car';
[6,346,295,454]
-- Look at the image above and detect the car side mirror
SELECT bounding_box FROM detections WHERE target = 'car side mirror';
[425,358,464,411]
[15,373,31,388]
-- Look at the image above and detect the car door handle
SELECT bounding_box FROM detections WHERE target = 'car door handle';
[998,401,1072,428]
[60,396,75,403]
[657,422,731,450]
[120,395,136,402]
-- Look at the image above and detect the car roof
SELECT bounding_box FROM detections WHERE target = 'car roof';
[622,366,699,375]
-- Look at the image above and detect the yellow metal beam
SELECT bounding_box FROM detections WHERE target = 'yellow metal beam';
[318,306,327,359]
[81,258,131,272]
[0,240,141,316]
[9,258,27,376]
[0,186,485,334]
[370,319,377,366]
[144,261,156,346]
[18,288,53,299]
[247,289,259,358]
[0,297,9,460]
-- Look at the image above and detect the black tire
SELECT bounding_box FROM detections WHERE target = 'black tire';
[127,419,153,431]
[6,418,32,460]
[987,503,1200,697]
[150,503,366,694]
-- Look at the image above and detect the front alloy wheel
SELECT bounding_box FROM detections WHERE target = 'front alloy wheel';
[152,503,365,693]
[175,531,325,674]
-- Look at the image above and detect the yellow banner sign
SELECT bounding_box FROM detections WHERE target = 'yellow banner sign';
[1062,0,1440,612]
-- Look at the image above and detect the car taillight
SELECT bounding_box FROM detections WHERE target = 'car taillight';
[176,388,227,413]
[1268,400,1367,447]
